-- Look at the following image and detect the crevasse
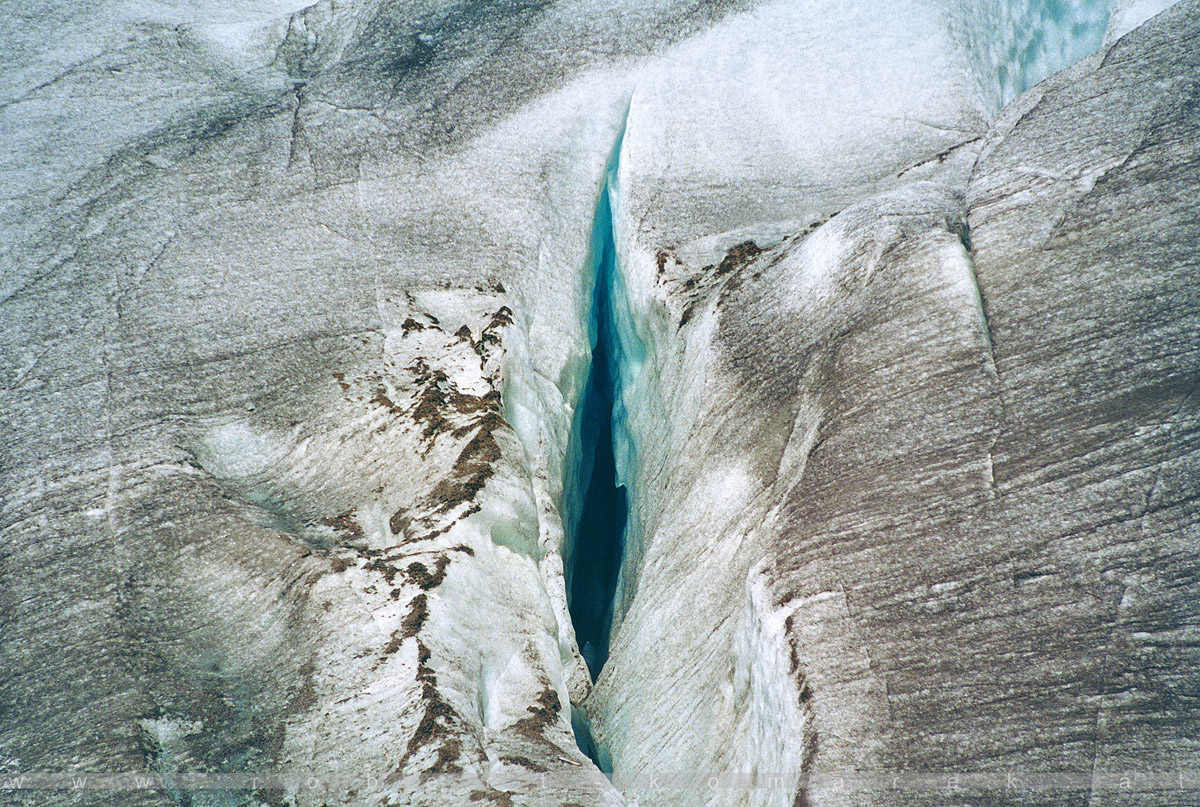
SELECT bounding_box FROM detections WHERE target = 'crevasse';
[565,166,627,682]
[562,117,640,773]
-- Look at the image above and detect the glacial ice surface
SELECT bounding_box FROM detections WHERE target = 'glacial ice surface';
[1,0,1192,806]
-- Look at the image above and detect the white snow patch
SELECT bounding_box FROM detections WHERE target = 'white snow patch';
[1104,0,1180,43]
[193,419,286,480]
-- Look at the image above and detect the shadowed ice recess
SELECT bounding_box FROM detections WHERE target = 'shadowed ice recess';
[566,176,627,683]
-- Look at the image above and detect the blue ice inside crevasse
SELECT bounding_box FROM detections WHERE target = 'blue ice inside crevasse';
[562,123,636,774]
[565,167,628,683]
[960,0,1114,108]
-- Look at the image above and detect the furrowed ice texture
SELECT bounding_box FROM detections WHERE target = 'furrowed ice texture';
[0,2,1195,807]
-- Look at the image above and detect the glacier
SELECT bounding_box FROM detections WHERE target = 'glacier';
[0,1,1197,806]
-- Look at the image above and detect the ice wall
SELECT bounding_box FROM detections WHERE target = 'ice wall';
[588,3,993,803]
[586,2,1191,806]
[952,0,1115,107]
